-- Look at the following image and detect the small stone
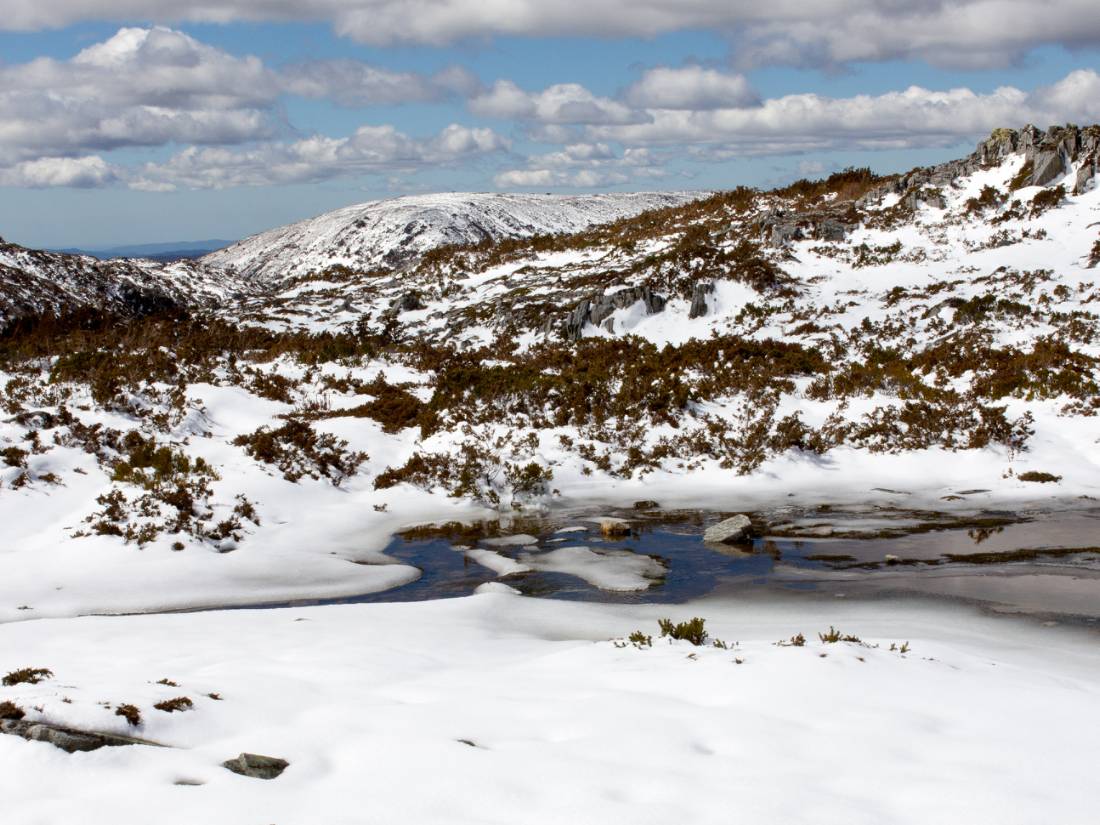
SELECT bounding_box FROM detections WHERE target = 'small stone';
[702,515,753,545]
[884,554,901,565]
[596,517,631,538]
[632,500,660,510]
[222,752,290,780]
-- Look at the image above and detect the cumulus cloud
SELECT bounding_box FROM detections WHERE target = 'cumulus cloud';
[0,25,492,186]
[494,143,667,189]
[588,70,1100,153]
[133,123,508,190]
[0,155,119,188]
[6,2,1100,68]
[624,66,758,110]
[282,62,479,107]
[470,81,647,125]
[0,26,278,164]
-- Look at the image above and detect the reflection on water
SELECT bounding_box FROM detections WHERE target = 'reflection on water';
[342,506,1100,620]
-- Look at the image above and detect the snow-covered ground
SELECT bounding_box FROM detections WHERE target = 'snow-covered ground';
[2,591,1098,825]
[203,191,704,281]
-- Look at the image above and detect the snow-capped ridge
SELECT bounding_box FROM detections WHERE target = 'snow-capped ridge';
[202,191,705,282]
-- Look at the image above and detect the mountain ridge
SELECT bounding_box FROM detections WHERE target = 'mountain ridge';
[201,191,706,282]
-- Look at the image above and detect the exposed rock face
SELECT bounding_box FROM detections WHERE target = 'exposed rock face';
[563,285,667,340]
[222,752,290,780]
[702,515,754,545]
[872,124,1100,210]
[762,208,854,249]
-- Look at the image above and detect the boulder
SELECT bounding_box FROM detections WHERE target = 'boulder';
[702,515,754,545]
[222,752,290,780]
[595,517,631,538]
[689,281,714,319]
[387,291,423,315]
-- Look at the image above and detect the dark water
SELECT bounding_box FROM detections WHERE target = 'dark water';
[340,507,1100,614]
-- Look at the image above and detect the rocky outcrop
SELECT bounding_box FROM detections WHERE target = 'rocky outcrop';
[762,208,853,248]
[1,718,149,753]
[875,125,1100,207]
[563,285,666,340]
[689,281,715,319]
[387,291,423,315]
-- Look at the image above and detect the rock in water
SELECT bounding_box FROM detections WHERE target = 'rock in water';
[703,515,753,544]
[222,752,290,780]
[596,517,631,538]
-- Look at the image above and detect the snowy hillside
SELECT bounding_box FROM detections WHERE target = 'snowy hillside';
[201,191,704,281]
[0,240,251,327]
[2,125,1100,618]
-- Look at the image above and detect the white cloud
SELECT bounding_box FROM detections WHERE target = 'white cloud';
[0,25,496,187]
[0,26,278,164]
[6,2,1100,68]
[470,81,648,125]
[134,123,508,190]
[624,66,758,110]
[494,143,666,189]
[588,70,1100,153]
[282,62,479,107]
[0,155,118,188]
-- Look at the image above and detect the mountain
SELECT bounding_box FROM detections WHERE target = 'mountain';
[0,240,250,327]
[201,191,703,281]
[51,240,234,262]
[3,124,1100,582]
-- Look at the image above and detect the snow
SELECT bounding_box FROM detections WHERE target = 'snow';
[1,592,1097,825]
[518,545,666,591]
[480,534,539,547]
[457,546,532,576]
[203,191,704,282]
[4,142,1100,823]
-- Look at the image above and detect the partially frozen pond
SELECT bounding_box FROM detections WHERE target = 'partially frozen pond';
[324,504,1100,623]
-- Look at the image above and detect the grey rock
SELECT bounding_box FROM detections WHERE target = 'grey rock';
[689,281,714,319]
[223,752,290,780]
[563,285,666,340]
[702,514,754,545]
[1074,152,1097,194]
[563,299,591,341]
[1,719,143,753]
[816,219,848,242]
[1031,150,1067,187]
[388,291,423,314]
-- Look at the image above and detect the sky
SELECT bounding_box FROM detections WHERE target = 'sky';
[1,1,1099,248]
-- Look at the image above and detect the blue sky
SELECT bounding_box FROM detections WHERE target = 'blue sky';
[0,2,1098,248]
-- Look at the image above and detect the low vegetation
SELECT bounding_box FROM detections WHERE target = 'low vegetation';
[2,667,53,686]
[153,697,193,713]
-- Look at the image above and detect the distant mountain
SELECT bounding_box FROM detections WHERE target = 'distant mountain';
[52,240,235,262]
[202,192,702,281]
[0,240,251,327]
